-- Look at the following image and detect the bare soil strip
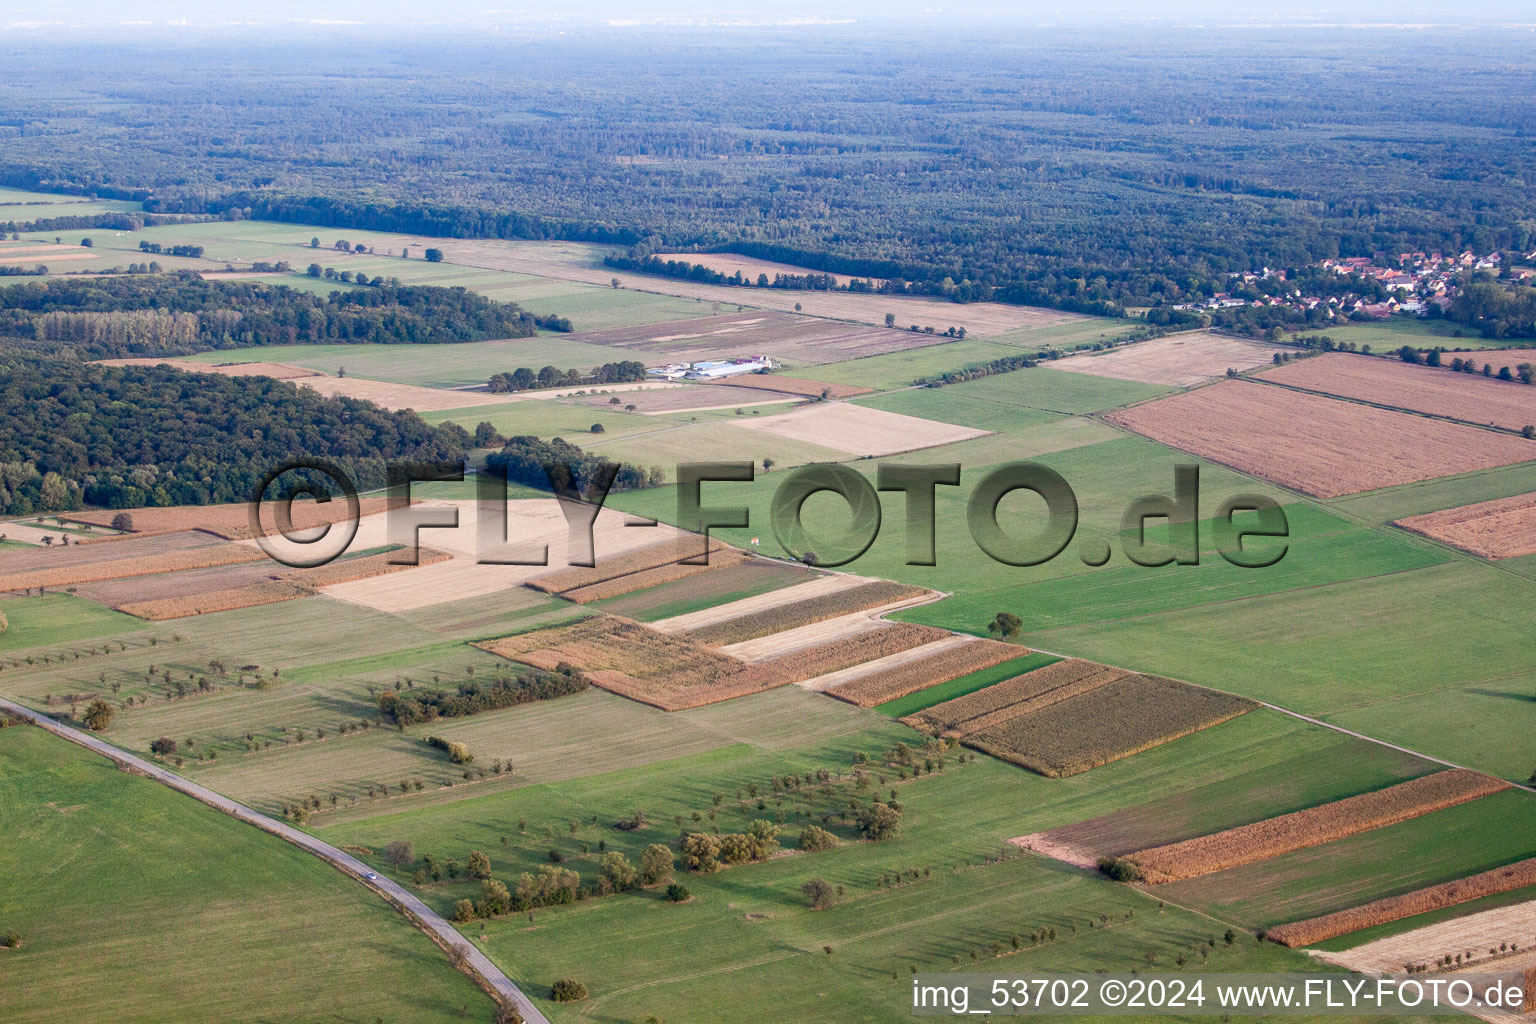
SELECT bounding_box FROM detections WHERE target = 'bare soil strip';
[1396,492,1536,560]
[648,574,861,633]
[1126,769,1510,884]
[1107,380,1536,498]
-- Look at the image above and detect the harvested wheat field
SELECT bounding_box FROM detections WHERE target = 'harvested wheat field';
[1319,899,1536,974]
[1260,352,1536,431]
[1396,492,1536,559]
[649,574,862,633]
[825,637,1024,706]
[1126,770,1510,884]
[967,674,1253,777]
[566,311,946,365]
[0,250,97,264]
[118,581,311,619]
[0,529,218,577]
[1270,858,1536,948]
[704,375,869,399]
[0,537,266,592]
[732,401,987,457]
[760,623,947,683]
[476,615,790,710]
[571,384,798,414]
[902,659,1129,737]
[560,549,748,603]
[1056,332,1293,387]
[95,358,321,379]
[528,536,731,595]
[63,497,397,541]
[687,580,929,647]
[319,500,688,612]
[1107,380,1536,498]
[294,374,524,411]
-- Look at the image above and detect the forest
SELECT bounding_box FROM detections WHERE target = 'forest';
[0,356,469,514]
[0,275,550,358]
[0,27,1532,312]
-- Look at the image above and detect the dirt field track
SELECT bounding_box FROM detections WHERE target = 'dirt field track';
[1107,380,1536,498]
[732,401,988,457]
[1396,492,1536,559]
[1056,332,1291,387]
[1260,352,1536,431]
[1320,900,1536,974]
[563,311,949,365]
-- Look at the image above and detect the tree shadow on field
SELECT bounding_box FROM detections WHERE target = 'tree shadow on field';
[1465,687,1536,703]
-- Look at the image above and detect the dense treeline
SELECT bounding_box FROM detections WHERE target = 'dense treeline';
[487,361,647,393]
[0,355,468,514]
[1449,281,1536,339]
[0,274,543,358]
[377,668,588,726]
[1,29,1532,311]
[485,436,665,497]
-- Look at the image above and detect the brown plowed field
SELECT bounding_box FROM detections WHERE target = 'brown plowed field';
[1396,492,1536,560]
[703,376,870,399]
[825,638,1021,706]
[965,674,1254,778]
[686,581,928,646]
[0,530,220,574]
[1126,769,1510,884]
[564,311,949,365]
[560,549,748,603]
[0,540,267,592]
[902,659,1128,737]
[1260,352,1536,431]
[1270,858,1536,948]
[761,623,949,683]
[571,384,798,413]
[1320,899,1536,974]
[62,498,397,540]
[1107,380,1536,498]
[527,537,730,594]
[1055,332,1293,387]
[475,615,789,711]
[118,581,312,619]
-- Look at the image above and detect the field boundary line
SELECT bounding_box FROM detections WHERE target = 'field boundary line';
[0,695,551,1024]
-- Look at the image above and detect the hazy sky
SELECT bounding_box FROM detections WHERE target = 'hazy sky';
[5,0,1534,29]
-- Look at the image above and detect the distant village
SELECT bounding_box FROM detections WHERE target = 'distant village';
[1174,249,1536,321]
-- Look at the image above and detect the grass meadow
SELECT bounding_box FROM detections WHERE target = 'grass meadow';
[0,725,494,1024]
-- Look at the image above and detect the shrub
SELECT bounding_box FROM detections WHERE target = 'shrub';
[550,979,588,1003]
[467,850,492,879]
[81,698,114,731]
[856,802,901,842]
[2,930,21,949]
[150,737,178,756]
[598,851,638,892]
[798,825,838,852]
[1098,857,1143,882]
[640,843,675,886]
[426,736,474,764]
[665,883,690,903]
[451,899,476,923]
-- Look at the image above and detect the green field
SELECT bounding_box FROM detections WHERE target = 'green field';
[0,593,149,650]
[1294,317,1521,352]
[875,652,1062,717]
[1155,788,1536,928]
[312,705,1433,1023]
[0,725,494,1023]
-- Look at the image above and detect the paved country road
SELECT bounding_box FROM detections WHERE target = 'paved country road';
[0,695,551,1024]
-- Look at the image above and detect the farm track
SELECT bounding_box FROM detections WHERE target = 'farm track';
[0,696,551,1024]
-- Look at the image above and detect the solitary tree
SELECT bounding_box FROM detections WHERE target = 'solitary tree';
[987,612,1022,639]
[424,248,444,263]
[640,844,675,887]
[802,877,836,910]
[82,699,114,732]
[384,840,415,868]
[110,512,133,532]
